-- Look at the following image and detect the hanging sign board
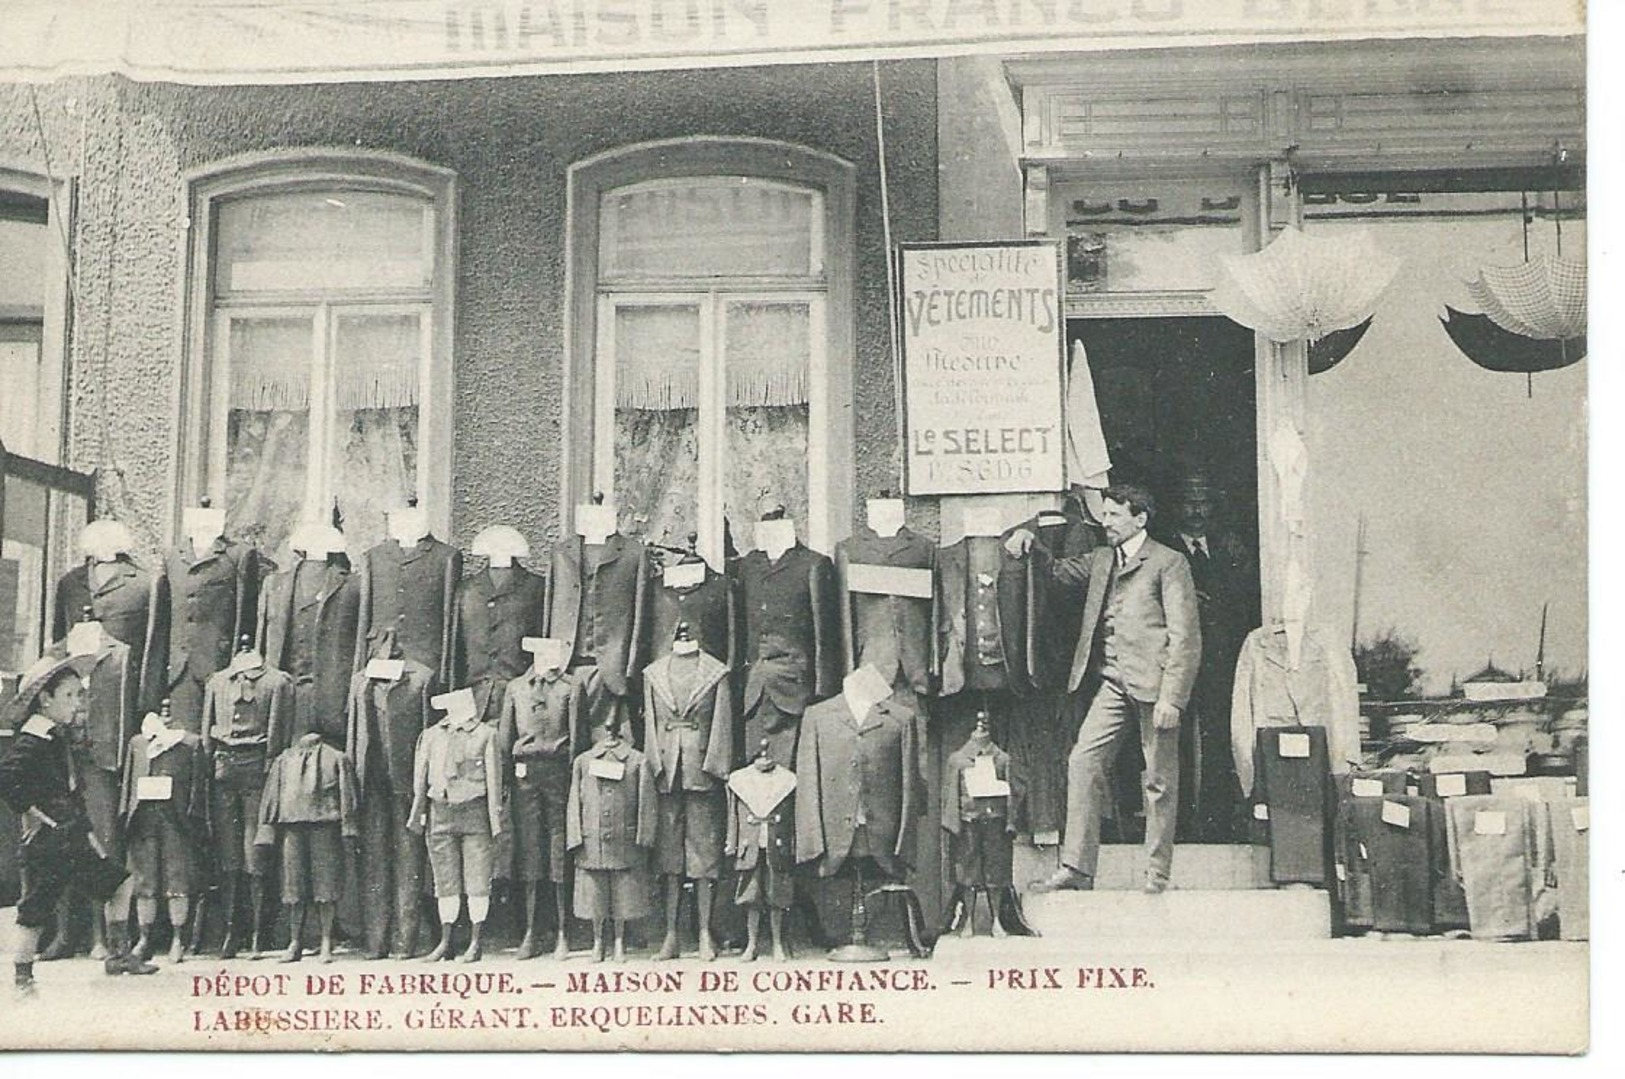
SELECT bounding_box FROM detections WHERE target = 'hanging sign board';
[899,241,1065,496]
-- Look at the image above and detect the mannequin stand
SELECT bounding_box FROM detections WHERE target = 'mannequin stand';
[827,860,889,963]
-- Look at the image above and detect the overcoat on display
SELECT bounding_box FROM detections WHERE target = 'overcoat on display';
[547,534,651,697]
[54,555,170,712]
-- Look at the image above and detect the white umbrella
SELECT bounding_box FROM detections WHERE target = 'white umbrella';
[1211,226,1401,343]
[1464,253,1586,341]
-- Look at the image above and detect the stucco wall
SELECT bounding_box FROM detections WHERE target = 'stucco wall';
[1,62,937,558]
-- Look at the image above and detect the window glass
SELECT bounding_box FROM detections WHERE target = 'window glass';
[222,315,313,556]
[600,179,818,280]
[329,312,423,545]
[613,304,701,549]
[216,190,431,293]
[723,300,810,550]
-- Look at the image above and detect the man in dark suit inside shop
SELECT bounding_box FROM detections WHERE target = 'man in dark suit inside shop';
[1007,483,1202,894]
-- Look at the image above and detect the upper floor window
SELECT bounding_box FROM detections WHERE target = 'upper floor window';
[185,155,455,559]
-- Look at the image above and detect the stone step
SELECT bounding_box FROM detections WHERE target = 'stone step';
[1019,887,1332,940]
[1014,841,1271,891]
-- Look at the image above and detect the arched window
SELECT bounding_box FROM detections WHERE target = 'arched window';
[567,139,855,564]
[182,152,456,558]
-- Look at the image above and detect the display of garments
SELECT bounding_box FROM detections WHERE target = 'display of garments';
[1543,798,1588,941]
[162,537,263,733]
[1444,795,1547,941]
[1033,535,1201,704]
[650,562,734,666]
[500,668,583,764]
[943,738,1019,888]
[726,763,796,910]
[1414,770,1491,933]
[936,536,1033,696]
[42,634,135,774]
[257,556,362,747]
[567,739,658,920]
[253,733,360,845]
[1230,625,1359,798]
[1338,794,1433,934]
[794,691,921,879]
[1252,725,1332,886]
[356,535,462,685]
[1332,771,1405,930]
[548,534,651,698]
[201,661,296,759]
[54,554,170,713]
[737,542,839,764]
[836,526,936,694]
[450,565,549,721]
[120,728,208,899]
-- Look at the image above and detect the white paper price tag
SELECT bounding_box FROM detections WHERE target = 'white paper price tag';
[488,552,514,568]
[136,775,173,801]
[964,756,1011,799]
[1435,773,1468,798]
[1278,733,1310,759]
[1358,842,1368,860]
[588,757,626,782]
[1571,806,1589,832]
[1474,810,1507,837]
[1335,863,1347,882]
[1351,778,1385,798]
[663,562,707,589]
[366,658,406,681]
[1381,800,1411,829]
[514,761,528,780]
[1252,803,1270,821]
[1405,786,1419,797]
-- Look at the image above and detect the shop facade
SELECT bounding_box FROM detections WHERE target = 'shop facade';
[0,15,1587,933]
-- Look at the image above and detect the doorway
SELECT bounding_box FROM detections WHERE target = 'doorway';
[1071,314,1262,844]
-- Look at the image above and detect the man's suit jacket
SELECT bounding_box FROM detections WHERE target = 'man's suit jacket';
[835,527,936,695]
[547,534,650,698]
[54,555,169,712]
[794,691,921,878]
[163,538,262,695]
[256,556,362,744]
[1039,535,1201,707]
[735,543,839,718]
[355,536,462,685]
[935,536,1032,697]
[650,565,734,668]
[450,565,549,716]
[346,657,438,800]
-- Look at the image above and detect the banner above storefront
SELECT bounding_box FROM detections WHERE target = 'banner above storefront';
[2,0,1584,85]
[900,241,1066,497]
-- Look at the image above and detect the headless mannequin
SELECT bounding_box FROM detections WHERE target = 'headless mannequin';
[653,626,717,964]
[589,718,630,965]
[951,713,1006,940]
[738,738,791,963]
[217,635,274,960]
[516,637,573,962]
[420,688,494,965]
[132,700,193,963]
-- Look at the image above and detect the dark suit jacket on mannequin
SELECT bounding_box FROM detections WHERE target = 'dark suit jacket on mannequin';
[54,554,169,713]
[162,537,262,734]
[934,537,1032,698]
[355,536,461,685]
[450,565,549,722]
[735,543,838,765]
[650,563,734,668]
[835,527,936,695]
[794,691,921,879]
[256,555,362,747]
[547,533,650,698]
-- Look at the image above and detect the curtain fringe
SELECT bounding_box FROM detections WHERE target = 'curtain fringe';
[230,364,420,412]
[615,360,809,411]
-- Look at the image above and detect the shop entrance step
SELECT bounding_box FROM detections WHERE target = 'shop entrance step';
[1018,887,1331,941]
[1014,842,1271,892]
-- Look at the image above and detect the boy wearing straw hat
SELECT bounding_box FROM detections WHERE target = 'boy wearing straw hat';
[1,654,157,994]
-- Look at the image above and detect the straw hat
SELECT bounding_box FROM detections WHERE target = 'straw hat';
[1,652,92,730]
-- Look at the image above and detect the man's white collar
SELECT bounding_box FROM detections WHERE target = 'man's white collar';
[1118,529,1148,561]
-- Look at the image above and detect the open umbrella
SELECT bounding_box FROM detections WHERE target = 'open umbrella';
[1307,316,1373,375]
[1440,307,1585,374]
[1211,226,1400,345]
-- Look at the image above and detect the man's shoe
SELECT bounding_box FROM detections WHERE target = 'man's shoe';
[1029,868,1094,893]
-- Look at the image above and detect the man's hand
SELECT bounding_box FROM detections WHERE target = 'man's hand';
[1152,702,1182,731]
[1004,528,1035,558]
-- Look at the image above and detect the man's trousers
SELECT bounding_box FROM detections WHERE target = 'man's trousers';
[1061,682,1179,884]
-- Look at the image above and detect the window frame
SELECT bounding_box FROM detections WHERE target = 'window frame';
[565,138,855,558]
[179,150,457,547]
[0,166,73,465]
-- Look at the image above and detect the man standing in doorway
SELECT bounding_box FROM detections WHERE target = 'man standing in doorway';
[1008,483,1201,894]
